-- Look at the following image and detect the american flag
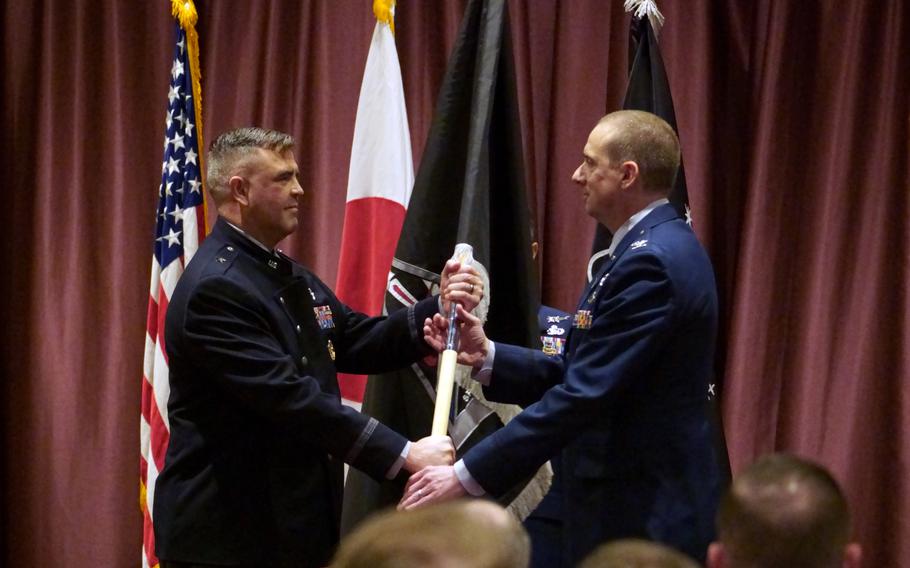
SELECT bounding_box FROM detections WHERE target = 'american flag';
[139,6,206,567]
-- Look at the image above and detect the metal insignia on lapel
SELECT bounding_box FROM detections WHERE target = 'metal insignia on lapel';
[268,259,278,269]
[327,340,336,361]
[308,288,317,301]
[588,273,609,303]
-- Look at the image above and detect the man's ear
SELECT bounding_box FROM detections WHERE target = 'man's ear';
[843,543,862,568]
[707,542,726,568]
[228,175,249,206]
[620,160,640,189]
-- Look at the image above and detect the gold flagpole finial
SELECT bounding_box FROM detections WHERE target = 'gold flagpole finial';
[171,0,198,29]
[170,0,208,232]
[373,0,396,35]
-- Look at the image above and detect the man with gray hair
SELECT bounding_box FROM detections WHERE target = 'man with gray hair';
[707,453,862,568]
[153,127,482,567]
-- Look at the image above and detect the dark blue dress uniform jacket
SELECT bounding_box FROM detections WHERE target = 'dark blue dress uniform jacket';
[153,218,439,567]
[463,204,722,564]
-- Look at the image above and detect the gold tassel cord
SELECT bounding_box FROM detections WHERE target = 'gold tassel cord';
[171,0,209,233]
[373,0,396,35]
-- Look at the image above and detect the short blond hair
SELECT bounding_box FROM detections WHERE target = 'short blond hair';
[331,501,530,568]
[580,539,700,568]
[597,110,680,193]
[206,127,295,205]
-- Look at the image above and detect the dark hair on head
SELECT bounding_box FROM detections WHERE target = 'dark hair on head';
[717,453,851,568]
[597,110,680,193]
[206,127,295,204]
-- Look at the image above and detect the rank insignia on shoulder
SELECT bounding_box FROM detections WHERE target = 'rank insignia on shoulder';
[313,305,335,329]
[541,336,566,356]
[630,239,648,249]
[327,339,336,361]
[574,310,593,330]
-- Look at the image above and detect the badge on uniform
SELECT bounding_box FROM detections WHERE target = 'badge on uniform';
[313,305,335,330]
[574,309,593,330]
[541,336,566,356]
[326,339,336,361]
[545,324,566,336]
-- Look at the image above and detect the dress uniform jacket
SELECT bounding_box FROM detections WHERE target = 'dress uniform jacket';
[524,306,571,567]
[462,203,722,564]
[153,218,439,567]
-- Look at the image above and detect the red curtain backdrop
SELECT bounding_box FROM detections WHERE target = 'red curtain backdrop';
[2,1,907,565]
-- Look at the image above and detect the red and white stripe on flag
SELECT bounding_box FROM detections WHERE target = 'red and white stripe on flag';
[140,2,207,566]
[336,10,414,406]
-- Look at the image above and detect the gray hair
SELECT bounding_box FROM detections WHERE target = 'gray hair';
[206,127,295,204]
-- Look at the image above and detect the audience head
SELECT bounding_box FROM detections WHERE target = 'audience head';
[708,453,861,568]
[331,499,530,568]
[579,539,700,568]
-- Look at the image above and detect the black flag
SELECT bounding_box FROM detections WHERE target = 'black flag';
[588,13,689,280]
[588,9,731,482]
[342,0,539,532]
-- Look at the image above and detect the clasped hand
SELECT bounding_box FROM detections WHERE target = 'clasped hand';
[404,435,455,473]
[438,259,483,316]
[423,304,489,369]
[398,464,466,510]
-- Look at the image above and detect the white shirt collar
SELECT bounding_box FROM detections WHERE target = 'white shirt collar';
[605,198,669,257]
